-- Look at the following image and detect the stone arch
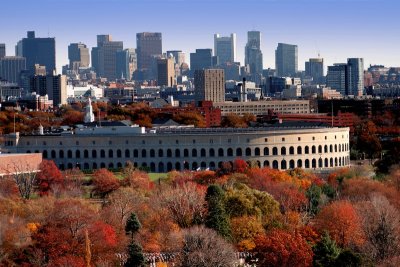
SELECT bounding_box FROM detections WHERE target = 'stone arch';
[133,149,138,157]
[51,150,56,158]
[264,160,270,167]
[92,162,97,169]
[43,150,48,159]
[83,163,89,170]
[67,163,73,169]
[273,147,278,155]
[59,150,64,158]
[330,144,333,153]
[264,147,269,156]
[100,162,106,168]
[209,162,216,169]
[158,162,165,173]
[218,148,224,157]
[305,159,310,168]
[175,162,181,171]
[125,149,130,158]
[325,158,329,167]
[312,146,316,154]
[305,146,309,154]
[192,162,198,170]
[312,159,317,168]
[117,149,122,158]
[297,159,302,168]
[150,149,155,158]
[318,158,323,168]
[297,146,302,155]
[201,162,207,168]
[150,162,156,172]
[289,146,294,155]
[201,149,206,157]
[245,148,251,156]
[109,163,114,169]
[318,145,322,154]
[141,149,146,158]
[272,160,279,169]
[158,149,163,157]
[175,149,181,158]
[330,158,334,167]
[84,150,89,158]
[75,150,81,159]
[236,148,242,157]
[209,148,215,157]
[167,162,173,172]
[192,149,197,157]
[281,147,286,155]
[227,148,233,157]
[255,147,260,156]
[289,160,295,169]
[108,149,113,158]
[67,150,73,158]
[324,145,328,153]
[167,149,172,157]
[184,149,189,157]
[281,160,287,170]
[117,162,123,168]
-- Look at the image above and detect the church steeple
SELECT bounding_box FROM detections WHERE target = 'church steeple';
[84,97,95,123]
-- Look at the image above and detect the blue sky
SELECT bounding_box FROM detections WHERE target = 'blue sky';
[1,0,399,72]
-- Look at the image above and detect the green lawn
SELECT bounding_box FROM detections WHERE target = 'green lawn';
[148,173,168,182]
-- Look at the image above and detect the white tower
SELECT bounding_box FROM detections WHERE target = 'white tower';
[84,98,95,123]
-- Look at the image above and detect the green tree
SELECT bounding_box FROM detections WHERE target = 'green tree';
[125,212,141,240]
[335,250,362,267]
[306,184,322,215]
[125,241,145,267]
[205,185,231,239]
[313,232,341,267]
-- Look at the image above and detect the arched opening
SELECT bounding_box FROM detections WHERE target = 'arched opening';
[201,162,207,169]
[192,162,198,171]
[141,149,146,158]
[117,149,122,158]
[312,146,316,154]
[84,150,89,158]
[183,161,190,170]
[281,147,286,155]
[218,148,224,157]
[184,149,189,157]
[150,149,155,158]
[305,159,310,169]
[255,148,260,156]
[117,162,123,168]
[281,160,287,170]
[335,157,338,166]
[100,162,106,168]
[175,149,181,158]
[330,158,334,167]
[273,147,278,155]
[43,150,48,159]
[175,162,181,171]
[201,149,206,157]
[167,149,172,157]
[227,148,233,157]
[108,149,114,158]
[272,160,279,169]
[209,162,216,170]
[305,146,309,154]
[264,147,269,156]
[236,148,242,156]
[192,149,197,157]
[67,163,73,169]
[312,159,317,168]
[75,150,81,159]
[264,160,270,167]
[150,162,156,172]
[297,159,302,168]
[335,145,338,152]
[318,158,323,168]
[325,158,329,167]
[59,150,64,158]
[289,147,294,155]
[297,146,302,155]
[68,150,73,158]
[158,162,165,172]
[245,148,251,156]
[318,145,322,154]
[330,145,333,153]
[289,160,295,169]
[59,164,65,170]
[158,149,163,157]
[209,148,215,157]
[109,163,114,169]
[125,149,130,158]
[167,162,173,172]
[133,149,138,157]
[324,145,328,153]
[51,150,56,158]
[93,162,98,169]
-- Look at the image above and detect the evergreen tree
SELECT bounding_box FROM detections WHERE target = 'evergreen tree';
[125,240,145,267]
[125,212,141,240]
[313,232,341,267]
[205,185,231,239]
[335,250,362,267]
[306,184,322,215]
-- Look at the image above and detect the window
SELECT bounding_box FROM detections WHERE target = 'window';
[282,138,285,142]
[298,137,301,141]
[265,138,268,142]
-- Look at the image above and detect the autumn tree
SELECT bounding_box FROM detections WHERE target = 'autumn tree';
[205,185,231,239]
[160,183,206,228]
[36,160,63,196]
[313,200,364,247]
[91,168,120,198]
[230,216,264,251]
[179,226,236,267]
[356,120,382,161]
[252,229,313,267]
[173,111,206,127]
[357,194,400,263]
[221,113,247,128]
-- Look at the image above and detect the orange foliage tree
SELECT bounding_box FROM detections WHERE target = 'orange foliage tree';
[36,160,64,196]
[91,169,120,198]
[252,229,314,267]
[313,200,364,247]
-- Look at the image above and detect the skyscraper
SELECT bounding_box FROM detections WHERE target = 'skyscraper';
[116,48,137,80]
[327,64,348,95]
[30,74,67,106]
[166,50,186,66]
[0,56,26,84]
[245,31,263,75]
[68,43,90,71]
[190,49,216,75]
[136,32,162,73]
[305,58,324,84]
[91,35,123,81]
[157,56,175,87]
[194,69,225,103]
[16,31,56,75]
[0,44,5,59]
[275,43,298,77]
[347,58,364,96]
[214,33,236,65]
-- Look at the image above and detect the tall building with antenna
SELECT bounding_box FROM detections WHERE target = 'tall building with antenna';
[245,31,263,75]
[305,58,324,84]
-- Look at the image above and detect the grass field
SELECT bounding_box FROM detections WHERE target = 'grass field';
[148,173,168,182]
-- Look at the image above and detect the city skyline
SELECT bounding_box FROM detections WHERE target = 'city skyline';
[0,0,399,73]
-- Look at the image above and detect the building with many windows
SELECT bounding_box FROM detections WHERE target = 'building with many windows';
[195,69,225,103]
[275,43,298,77]
[2,123,350,172]
[214,33,236,65]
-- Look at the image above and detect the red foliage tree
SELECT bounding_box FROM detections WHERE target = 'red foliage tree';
[252,229,314,267]
[233,158,248,173]
[36,160,64,196]
[313,200,364,247]
[91,169,120,198]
